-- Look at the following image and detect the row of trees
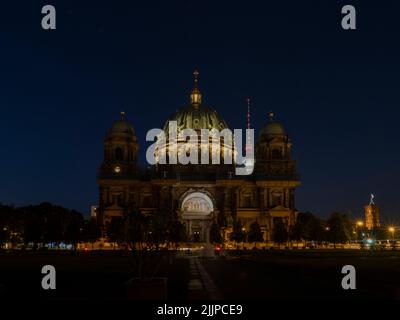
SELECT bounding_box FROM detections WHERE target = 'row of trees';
[106,208,187,249]
[0,202,189,249]
[226,212,361,246]
[0,203,393,248]
[290,212,353,246]
[0,202,100,248]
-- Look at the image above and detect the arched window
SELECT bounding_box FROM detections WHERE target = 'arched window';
[115,147,123,161]
[271,148,282,160]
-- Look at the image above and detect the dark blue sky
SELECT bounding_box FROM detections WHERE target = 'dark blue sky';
[0,0,399,220]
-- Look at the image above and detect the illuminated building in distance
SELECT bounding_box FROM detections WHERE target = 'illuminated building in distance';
[364,194,380,230]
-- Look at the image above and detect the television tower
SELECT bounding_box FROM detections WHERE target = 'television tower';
[244,97,254,173]
[245,97,252,149]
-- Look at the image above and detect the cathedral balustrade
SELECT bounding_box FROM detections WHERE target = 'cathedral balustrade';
[97,168,299,182]
[253,172,300,181]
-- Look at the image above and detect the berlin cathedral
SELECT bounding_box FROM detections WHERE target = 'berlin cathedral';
[97,72,300,242]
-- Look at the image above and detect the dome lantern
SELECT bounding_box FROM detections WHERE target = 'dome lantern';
[120,111,126,120]
[268,111,274,122]
[190,69,202,107]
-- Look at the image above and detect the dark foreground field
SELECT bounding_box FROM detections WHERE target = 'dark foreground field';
[0,250,399,300]
[0,250,190,300]
[203,250,400,300]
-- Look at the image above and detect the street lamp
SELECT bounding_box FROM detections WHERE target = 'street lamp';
[355,221,364,244]
[388,226,396,250]
[388,227,395,241]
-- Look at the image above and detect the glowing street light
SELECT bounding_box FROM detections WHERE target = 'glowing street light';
[388,227,395,241]
[355,221,364,242]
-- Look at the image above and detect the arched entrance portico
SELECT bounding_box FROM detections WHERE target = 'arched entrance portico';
[180,191,214,242]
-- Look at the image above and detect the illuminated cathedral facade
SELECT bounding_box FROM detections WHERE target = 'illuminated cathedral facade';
[97,72,300,242]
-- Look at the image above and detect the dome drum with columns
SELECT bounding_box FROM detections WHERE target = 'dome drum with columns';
[97,71,300,243]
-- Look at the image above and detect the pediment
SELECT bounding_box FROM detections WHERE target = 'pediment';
[105,203,124,211]
[269,205,289,212]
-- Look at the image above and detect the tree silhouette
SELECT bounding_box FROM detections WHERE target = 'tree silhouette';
[44,213,64,245]
[247,221,263,245]
[147,213,169,249]
[229,219,246,247]
[290,212,326,244]
[64,210,84,249]
[0,227,9,247]
[326,212,352,247]
[107,217,125,245]
[24,214,44,247]
[125,208,149,250]
[82,218,101,249]
[0,203,85,248]
[210,222,222,244]
[272,218,288,245]
[169,220,186,248]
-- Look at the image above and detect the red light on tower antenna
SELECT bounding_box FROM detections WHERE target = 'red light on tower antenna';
[245,97,252,152]
[246,97,251,130]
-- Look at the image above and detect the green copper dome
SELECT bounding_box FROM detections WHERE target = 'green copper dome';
[109,112,135,135]
[163,70,229,133]
[111,120,134,133]
[259,112,286,137]
[260,122,285,135]
[164,104,229,133]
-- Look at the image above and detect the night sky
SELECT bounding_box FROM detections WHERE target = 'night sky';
[1,0,399,220]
